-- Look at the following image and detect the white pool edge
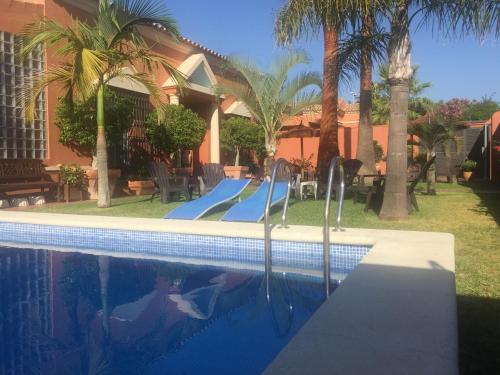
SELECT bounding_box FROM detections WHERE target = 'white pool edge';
[0,211,457,374]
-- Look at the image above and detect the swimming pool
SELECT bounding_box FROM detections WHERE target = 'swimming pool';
[0,219,371,374]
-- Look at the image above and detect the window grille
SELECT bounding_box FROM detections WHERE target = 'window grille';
[0,31,46,159]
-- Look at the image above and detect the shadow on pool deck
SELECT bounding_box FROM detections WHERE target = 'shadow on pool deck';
[457,294,500,374]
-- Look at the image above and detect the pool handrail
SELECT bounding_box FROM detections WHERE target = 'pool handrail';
[264,158,292,300]
[323,157,345,297]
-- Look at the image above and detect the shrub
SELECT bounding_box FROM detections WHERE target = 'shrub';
[125,151,151,180]
[145,104,206,156]
[373,140,384,163]
[55,90,134,155]
[59,165,88,189]
[220,117,265,166]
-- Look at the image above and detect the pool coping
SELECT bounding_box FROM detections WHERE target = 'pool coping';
[0,211,457,374]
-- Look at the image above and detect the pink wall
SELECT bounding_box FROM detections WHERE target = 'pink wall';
[490,111,500,183]
[276,124,390,174]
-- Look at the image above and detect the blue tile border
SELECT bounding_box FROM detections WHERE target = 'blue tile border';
[0,221,370,279]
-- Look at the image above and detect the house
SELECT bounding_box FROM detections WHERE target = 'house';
[0,0,250,176]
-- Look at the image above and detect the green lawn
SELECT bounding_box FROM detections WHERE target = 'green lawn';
[14,181,500,374]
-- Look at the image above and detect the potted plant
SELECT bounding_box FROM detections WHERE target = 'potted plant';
[126,152,155,196]
[220,117,265,179]
[461,159,477,182]
[60,164,88,202]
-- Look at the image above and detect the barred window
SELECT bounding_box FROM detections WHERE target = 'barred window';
[0,31,46,159]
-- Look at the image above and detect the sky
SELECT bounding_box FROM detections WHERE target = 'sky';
[166,0,500,103]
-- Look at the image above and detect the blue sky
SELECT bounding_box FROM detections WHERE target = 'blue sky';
[166,0,499,102]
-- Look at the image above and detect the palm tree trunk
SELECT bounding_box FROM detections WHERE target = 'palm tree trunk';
[96,83,111,208]
[426,150,436,195]
[380,1,412,220]
[264,132,276,176]
[356,10,377,175]
[317,26,340,181]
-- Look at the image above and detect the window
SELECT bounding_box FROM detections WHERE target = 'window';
[0,31,46,159]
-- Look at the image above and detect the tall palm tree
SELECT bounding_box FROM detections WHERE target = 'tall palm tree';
[336,8,389,175]
[372,64,433,124]
[379,0,498,220]
[275,0,372,179]
[215,51,322,174]
[19,0,184,207]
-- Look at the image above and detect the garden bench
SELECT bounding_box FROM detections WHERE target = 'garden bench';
[0,159,59,201]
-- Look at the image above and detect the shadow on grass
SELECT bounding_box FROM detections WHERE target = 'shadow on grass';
[460,181,500,226]
[457,294,500,374]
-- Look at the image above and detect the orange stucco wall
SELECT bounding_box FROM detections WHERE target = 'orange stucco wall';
[275,124,390,174]
[1,0,240,171]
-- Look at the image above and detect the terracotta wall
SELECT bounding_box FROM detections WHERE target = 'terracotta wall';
[490,111,500,183]
[1,0,237,172]
[275,124,390,174]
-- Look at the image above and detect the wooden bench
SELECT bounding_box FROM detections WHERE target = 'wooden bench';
[0,159,59,201]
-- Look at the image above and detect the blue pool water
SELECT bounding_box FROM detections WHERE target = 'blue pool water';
[2,246,327,375]
[0,222,371,374]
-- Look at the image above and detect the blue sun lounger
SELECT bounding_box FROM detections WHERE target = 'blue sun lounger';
[221,181,289,223]
[165,179,251,220]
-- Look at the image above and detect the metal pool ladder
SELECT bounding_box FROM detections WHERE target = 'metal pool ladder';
[263,158,292,300]
[323,156,345,296]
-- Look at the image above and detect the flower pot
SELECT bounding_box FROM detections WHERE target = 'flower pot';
[463,171,473,182]
[63,184,84,203]
[223,166,250,179]
[83,167,121,200]
[128,180,155,196]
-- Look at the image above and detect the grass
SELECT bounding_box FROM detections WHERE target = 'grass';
[13,181,500,374]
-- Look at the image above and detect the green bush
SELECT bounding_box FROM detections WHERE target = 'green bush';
[125,150,151,180]
[220,117,264,165]
[373,140,384,163]
[59,164,88,189]
[145,104,206,154]
[55,89,134,155]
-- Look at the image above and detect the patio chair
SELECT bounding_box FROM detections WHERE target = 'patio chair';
[198,163,225,196]
[339,159,362,201]
[147,161,191,203]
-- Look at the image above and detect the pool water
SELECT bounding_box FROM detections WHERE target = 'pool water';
[0,246,330,375]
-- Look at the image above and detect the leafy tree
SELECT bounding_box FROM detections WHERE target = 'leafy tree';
[20,0,184,208]
[379,0,497,220]
[145,104,206,163]
[372,64,433,124]
[220,117,264,166]
[215,51,321,174]
[461,97,500,121]
[335,4,389,175]
[438,98,471,122]
[55,90,133,156]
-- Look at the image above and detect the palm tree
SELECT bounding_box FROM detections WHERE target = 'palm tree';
[409,114,459,195]
[379,0,498,220]
[336,8,389,175]
[19,0,184,207]
[372,64,433,124]
[215,51,322,174]
[275,0,371,179]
